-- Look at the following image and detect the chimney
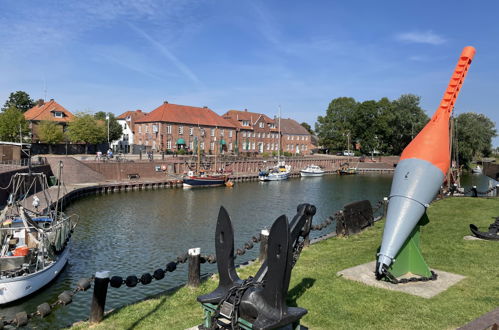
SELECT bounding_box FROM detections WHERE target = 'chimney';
[244,109,248,112]
[163,101,168,104]
[50,98,54,102]
[36,99,44,106]
[203,106,208,108]
[137,110,142,113]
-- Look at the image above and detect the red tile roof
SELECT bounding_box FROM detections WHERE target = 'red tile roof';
[117,110,148,133]
[279,118,310,135]
[223,109,276,125]
[136,103,236,128]
[24,99,75,122]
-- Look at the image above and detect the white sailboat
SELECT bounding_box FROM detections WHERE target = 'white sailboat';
[259,106,291,182]
[0,162,78,304]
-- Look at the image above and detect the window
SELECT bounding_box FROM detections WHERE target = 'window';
[53,111,63,118]
[229,130,233,138]
[167,140,172,149]
[190,141,194,149]
[229,142,233,151]
[145,140,149,146]
[145,125,149,133]
[167,125,172,134]
[269,123,275,129]
[275,143,278,150]
[201,142,205,150]
[152,124,158,133]
[189,127,193,136]
[210,142,214,150]
[200,128,205,136]
[138,126,142,133]
[243,131,247,138]
[242,120,250,126]
[267,133,270,138]
[210,128,215,137]
[179,126,183,134]
[252,142,255,150]
[124,123,127,130]
[252,132,256,137]
[266,143,270,150]
[259,122,264,128]
[220,129,224,137]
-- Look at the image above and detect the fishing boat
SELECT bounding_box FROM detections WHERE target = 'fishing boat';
[0,163,78,304]
[183,136,229,188]
[337,162,357,175]
[258,106,291,182]
[300,164,325,177]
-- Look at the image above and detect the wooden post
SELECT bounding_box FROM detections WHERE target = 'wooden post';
[259,229,269,262]
[187,247,201,287]
[89,271,110,323]
[383,197,388,219]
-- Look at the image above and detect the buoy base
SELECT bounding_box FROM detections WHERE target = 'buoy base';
[388,214,432,278]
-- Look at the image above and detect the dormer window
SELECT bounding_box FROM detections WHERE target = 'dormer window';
[269,123,275,129]
[242,120,250,126]
[53,111,63,118]
[259,122,264,128]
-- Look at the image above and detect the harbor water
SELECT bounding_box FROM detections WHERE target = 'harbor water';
[0,173,494,328]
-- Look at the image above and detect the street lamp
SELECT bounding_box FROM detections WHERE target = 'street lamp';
[106,114,110,148]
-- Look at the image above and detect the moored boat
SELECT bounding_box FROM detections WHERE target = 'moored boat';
[259,162,291,181]
[183,170,228,188]
[300,164,325,177]
[0,166,78,304]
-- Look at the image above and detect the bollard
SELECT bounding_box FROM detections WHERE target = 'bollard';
[187,248,201,287]
[90,271,110,323]
[259,229,269,263]
[471,186,478,197]
[383,197,388,218]
[496,184,499,197]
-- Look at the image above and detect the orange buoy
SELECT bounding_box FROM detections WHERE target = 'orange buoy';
[13,245,29,256]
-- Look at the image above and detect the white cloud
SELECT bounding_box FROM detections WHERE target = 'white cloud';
[395,31,446,45]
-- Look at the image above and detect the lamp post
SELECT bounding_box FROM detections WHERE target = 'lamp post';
[106,114,110,149]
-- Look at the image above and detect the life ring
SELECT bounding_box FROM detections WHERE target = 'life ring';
[161,165,167,171]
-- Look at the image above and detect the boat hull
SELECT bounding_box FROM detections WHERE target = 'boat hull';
[300,171,325,177]
[0,247,70,304]
[183,176,227,188]
[259,172,290,181]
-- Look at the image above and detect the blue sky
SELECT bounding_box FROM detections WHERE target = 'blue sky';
[1,0,497,145]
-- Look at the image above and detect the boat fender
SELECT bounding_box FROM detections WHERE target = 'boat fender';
[125,275,138,287]
[236,248,245,256]
[166,262,177,272]
[77,278,91,291]
[153,269,165,280]
[199,256,206,264]
[207,255,217,263]
[58,291,73,305]
[140,273,152,285]
[161,165,167,171]
[15,312,28,327]
[37,302,51,317]
[244,242,254,250]
[110,276,123,288]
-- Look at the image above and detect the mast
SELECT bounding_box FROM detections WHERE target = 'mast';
[277,106,281,163]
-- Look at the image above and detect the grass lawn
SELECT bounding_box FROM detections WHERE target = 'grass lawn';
[72,197,499,330]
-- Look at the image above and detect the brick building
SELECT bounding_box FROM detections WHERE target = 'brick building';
[134,102,237,153]
[114,110,148,153]
[24,99,75,142]
[279,118,314,155]
[222,109,280,154]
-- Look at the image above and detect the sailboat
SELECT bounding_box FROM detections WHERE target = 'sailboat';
[183,135,228,188]
[259,106,291,182]
[0,161,78,304]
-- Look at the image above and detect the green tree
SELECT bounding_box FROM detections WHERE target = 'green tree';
[94,111,123,142]
[315,97,357,152]
[456,112,497,167]
[38,121,65,153]
[0,107,30,142]
[2,91,35,112]
[67,113,106,153]
[385,94,428,155]
[300,122,314,134]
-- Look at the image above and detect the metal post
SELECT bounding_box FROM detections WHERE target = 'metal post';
[259,229,269,262]
[187,247,201,287]
[472,186,478,197]
[496,184,499,197]
[383,197,388,218]
[89,271,110,323]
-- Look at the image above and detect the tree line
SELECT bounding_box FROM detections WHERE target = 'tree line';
[0,91,122,151]
[315,94,497,167]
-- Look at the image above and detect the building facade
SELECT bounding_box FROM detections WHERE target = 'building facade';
[24,99,75,142]
[279,118,314,155]
[222,109,280,154]
[134,102,237,154]
[114,110,147,153]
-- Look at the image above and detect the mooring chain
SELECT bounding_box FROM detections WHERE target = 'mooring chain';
[378,265,438,284]
[109,261,179,289]
[371,200,384,215]
[0,277,93,328]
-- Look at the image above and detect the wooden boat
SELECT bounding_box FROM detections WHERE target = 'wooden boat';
[337,163,357,175]
[300,165,325,177]
[0,165,78,304]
